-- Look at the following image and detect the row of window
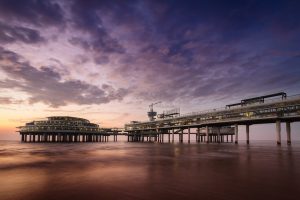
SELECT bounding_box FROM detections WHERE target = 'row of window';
[34,121,99,127]
[21,127,101,132]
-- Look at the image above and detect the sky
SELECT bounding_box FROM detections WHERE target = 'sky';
[0,0,300,141]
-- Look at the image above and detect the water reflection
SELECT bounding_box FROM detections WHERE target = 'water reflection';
[0,140,299,200]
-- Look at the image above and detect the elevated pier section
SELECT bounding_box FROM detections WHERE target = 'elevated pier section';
[125,93,300,145]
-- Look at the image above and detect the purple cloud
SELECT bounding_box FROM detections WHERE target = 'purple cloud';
[0,47,129,107]
[0,21,45,44]
[0,0,300,108]
[0,0,64,27]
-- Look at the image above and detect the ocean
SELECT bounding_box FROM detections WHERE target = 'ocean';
[0,138,299,200]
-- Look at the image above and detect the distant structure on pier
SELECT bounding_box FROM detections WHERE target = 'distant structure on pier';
[17,116,120,142]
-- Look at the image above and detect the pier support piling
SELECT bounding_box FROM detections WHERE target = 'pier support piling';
[206,126,209,143]
[217,127,220,143]
[246,125,250,144]
[180,130,183,143]
[188,128,190,143]
[286,122,291,145]
[172,129,174,143]
[234,124,238,144]
[276,120,281,145]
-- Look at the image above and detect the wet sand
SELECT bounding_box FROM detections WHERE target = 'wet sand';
[0,139,299,200]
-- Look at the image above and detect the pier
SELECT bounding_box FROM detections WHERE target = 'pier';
[125,93,300,145]
[18,93,300,144]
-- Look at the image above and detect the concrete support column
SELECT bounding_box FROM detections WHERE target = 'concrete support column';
[206,126,209,143]
[217,127,220,143]
[197,128,200,143]
[188,128,190,143]
[276,120,281,145]
[172,129,174,143]
[286,122,291,145]
[246,125,250,144]
[181,130,183,143]
[234,124,238,144]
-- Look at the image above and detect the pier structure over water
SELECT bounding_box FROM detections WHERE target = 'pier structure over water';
[18,116,121,143]
[125,93,300,145]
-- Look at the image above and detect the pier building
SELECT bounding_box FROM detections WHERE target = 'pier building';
[18,116,119,142]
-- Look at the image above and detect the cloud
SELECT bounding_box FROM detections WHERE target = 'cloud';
[0,97,12,104]
[0,47,129,107]
[67,0,126,63]
[0,0,64,27]
[0,21,45,44]
[0,97,22,104]
[0,0,300,109]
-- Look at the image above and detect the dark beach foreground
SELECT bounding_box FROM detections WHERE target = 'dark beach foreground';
[0,138,299,200]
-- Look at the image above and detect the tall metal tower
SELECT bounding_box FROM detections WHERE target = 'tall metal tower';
[148,101,161,121]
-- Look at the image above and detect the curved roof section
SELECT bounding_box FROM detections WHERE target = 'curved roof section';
[47,116,90,123]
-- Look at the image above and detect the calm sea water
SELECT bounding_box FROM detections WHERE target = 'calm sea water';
[0,138,299,200]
